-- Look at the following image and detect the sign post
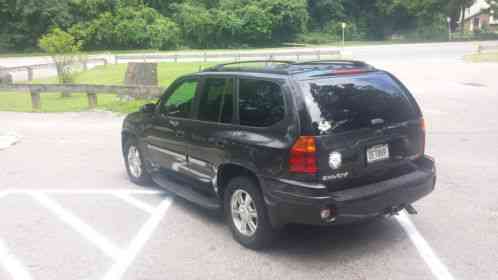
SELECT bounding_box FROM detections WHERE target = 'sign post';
[342,22,346,48]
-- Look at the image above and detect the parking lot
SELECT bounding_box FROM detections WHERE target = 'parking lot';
[1,60,498,280]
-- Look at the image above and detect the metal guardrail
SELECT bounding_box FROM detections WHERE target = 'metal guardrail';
[477,44,498,53]
[0,58,109,81]
[0,83,163,111]
[115,49,342,64]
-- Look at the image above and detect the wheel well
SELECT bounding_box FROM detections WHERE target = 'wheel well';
[217,164,261,198]
[121,132,135,155]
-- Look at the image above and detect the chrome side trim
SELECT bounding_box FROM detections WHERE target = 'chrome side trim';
[189,157,208,167]
[147,144,184,159]
[276,178,327,190]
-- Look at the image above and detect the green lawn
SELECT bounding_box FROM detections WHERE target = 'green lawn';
[0,62,213,113]
[464,52,498,63]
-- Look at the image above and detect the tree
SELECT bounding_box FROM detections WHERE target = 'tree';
[0,0,73,50]
[448,0,476,33]
[39,28,83,97]
[487,0,497,14]
[307,0,345,30]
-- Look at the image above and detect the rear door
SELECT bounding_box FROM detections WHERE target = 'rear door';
[298,71,424,191]
[182,76,236,192]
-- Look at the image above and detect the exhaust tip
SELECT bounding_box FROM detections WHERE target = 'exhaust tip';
[405,204,418,215]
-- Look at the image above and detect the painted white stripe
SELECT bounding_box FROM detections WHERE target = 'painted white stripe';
[102,197,173,280]
[0,239,33,280]
[31,193,123,260]
[7,189,164,195]
[0,191,10,199]
[113,193,155,214]
[396,211,456,280]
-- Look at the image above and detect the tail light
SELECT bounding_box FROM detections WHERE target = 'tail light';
[420,118,426,131]
[289,136,318,175]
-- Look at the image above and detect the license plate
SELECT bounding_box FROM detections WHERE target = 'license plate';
[367,144,390,163]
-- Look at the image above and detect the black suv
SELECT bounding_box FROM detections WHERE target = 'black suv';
[121,60,436,249]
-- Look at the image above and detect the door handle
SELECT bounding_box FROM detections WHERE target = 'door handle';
[208,137,227,147]
[175,130,185,137]
[216,139,228,147]
[169,120,180,127]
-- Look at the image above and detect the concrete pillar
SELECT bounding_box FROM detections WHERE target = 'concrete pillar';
[27,68,33,81]
[87,91,97,109]
[30,90,41,111]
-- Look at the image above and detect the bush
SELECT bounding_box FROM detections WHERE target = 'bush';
[69,5,182,50]
[295,32,339,45]
[147,18,182,50]
[39,28,83,86]
[324,21,367,41]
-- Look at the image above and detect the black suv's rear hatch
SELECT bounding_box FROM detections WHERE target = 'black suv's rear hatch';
[298,71,425,192]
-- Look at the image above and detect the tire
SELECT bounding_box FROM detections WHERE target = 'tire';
[124,137,152,185]
[224,176,276,250]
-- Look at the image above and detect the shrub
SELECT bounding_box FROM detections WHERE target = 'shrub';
[39,28,83,88]
[147,17,182,50]
[70,5,182,50]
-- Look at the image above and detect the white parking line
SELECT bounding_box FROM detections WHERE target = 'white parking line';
[0,191,10,199]
[113,193,155,214]
[7,189,164,195]
[31,193,123,261]
[0,239,33,280]
[102,197,173,280]
[396,211,456,280]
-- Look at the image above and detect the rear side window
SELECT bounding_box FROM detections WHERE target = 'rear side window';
[198,78,234,123]
[238,79,284,127]
[299,72,418,135]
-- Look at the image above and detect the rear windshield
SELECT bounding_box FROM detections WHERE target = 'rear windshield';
[299,72,419,135]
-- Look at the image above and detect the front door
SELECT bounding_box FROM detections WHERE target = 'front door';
[145,78,199,175]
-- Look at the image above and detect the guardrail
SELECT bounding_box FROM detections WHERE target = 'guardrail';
[0,83,163,111]
[115,49,341,64]
[477,44,498,53]
[0,58,109,81]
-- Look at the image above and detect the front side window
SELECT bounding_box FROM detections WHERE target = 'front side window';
[198,78,234,123]
[238,79,285,127]
[160,79,198,118]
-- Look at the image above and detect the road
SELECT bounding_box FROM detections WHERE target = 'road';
[1,45,498,280]
[1,40,497,82]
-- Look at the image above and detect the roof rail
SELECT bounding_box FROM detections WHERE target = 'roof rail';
[204,60,295,71]
[293,60,369,67]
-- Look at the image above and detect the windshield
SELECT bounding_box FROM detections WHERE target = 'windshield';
[299,72,419,135]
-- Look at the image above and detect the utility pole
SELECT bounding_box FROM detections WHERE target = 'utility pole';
[447,17,452,41]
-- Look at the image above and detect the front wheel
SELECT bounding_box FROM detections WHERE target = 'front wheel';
[224,176,276,250]
[124,138,151,185]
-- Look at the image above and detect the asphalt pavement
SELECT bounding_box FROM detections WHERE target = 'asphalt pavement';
[1,45,498,280]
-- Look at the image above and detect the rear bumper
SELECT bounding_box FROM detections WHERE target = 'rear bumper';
[263,156,436,227]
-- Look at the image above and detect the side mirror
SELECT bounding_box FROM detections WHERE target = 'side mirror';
[140,103,156,113]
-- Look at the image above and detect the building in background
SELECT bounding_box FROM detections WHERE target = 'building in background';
[461,0,498,32]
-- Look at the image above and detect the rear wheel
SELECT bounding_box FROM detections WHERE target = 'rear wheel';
[224,176,275,250]
[124,138,151,185]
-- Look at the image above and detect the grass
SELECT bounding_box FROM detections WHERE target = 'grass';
[464,52,498,63]
[0,62,213,113]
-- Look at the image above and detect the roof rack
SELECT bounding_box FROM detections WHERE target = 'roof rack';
[201,59,374,75]
[203,60,295,72]
[293,60,369,67]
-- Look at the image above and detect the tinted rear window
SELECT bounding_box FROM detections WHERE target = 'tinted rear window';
[299,72,418,135]
[238,79,285,127]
